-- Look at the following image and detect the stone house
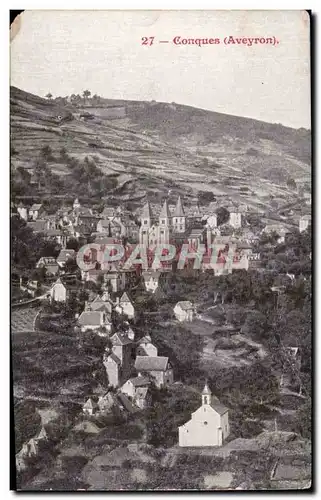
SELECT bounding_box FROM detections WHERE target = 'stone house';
[29,203,44,221]
[115,292,136,320]
[178,383,230,447]
[299,214,311,233]
[120,375,150,399]
[103,332,133,388]
[56,248,76,268]
[136,335,158,357]
[103,352,121,388]
[134,386,151,409]
[142,271,161,293]
[174,301,194,322]
[36,256,60,276]
[17,203,28,221]
[110,332,133,378]
[134,356,173,388]
[82,397,99,416]
[97,392,115,413]
[49,278,69,302]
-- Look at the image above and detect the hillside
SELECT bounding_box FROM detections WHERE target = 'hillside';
[10,86,311,211]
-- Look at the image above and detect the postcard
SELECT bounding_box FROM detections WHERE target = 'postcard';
[10,10,311,491]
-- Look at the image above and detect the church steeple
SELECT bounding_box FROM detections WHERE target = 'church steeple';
[173,195,185,217]
[141,201,153,227]
[172,195,186,233]
[159,199,170,226]
[202,381,212,406]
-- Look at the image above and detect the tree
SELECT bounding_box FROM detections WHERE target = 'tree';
[82,90,91,104]
[216,207,230,226]
[242,310,270,341]
[45,92,53,100]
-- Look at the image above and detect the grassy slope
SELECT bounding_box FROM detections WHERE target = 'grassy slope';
[10,86,311,211]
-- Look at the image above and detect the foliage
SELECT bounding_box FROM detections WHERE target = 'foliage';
[14,400,42,453]
[11,216,60,272]
[216,206,230,226]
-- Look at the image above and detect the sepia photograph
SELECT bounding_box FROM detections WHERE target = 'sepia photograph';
[10,9,312,491]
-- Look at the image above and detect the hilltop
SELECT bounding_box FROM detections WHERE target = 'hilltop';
[10,86,311,211]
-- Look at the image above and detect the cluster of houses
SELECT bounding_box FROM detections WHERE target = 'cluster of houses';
[14,193,310,471]
[13,196,312,295]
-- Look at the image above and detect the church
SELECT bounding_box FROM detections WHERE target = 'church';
[139,196,187,247]
[178,383,230,447]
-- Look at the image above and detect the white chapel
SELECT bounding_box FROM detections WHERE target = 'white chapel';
[178,383,230,447]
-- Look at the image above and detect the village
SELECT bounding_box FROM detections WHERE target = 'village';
[11,190,311,490]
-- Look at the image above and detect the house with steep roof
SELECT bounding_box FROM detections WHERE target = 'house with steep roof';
[134,355,173,388]
[174,301,194,322]
[49,277,69,302]
[142,270,161,293]
[110,332,133,375]
[134,386,151,409]
[36,256,60,276]
[115,292,136,320]
[56,248,76,268]
[97,392,115,413]
[299,214,311,233]
[120,375,152,409]
[103,351,121,388]
[29,203,44,221]
[136,335,158,357]
[178,383,230,447]
[20,438,39,458]
[17,203,28,221]
[82,397,99,416]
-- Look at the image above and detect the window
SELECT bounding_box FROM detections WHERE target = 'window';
[161,230,164,235]
[225,425,227,432]
[161,219,165,224]
[144,220,148,225]
[204,396,208,404]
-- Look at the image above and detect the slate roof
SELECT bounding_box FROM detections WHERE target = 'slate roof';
[83,397,98,410]
[57,249,76,263]
[159,199,170,218]
[117,393,137,414]
[27,220,48,232]
[141,202,153,219]
[30,204,42,211]
[175,300,194,311]
[128,376,150,387]
[110,332,132,346]
[210,401,229,416]
[135,387,149,400]
[172,196,185,217]
[138,335,152,344]
[120,291,132,303]
[135,355,169,372]
[106,353,121,365]
[78,311,104,326]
